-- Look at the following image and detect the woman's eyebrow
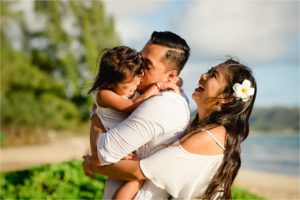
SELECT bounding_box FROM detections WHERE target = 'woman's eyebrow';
[214,69,220,78]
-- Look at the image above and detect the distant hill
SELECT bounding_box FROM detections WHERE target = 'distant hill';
[190,107,299,133]
[249,107,299,133]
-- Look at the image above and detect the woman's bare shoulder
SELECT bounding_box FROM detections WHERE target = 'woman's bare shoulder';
[180,126,226,155]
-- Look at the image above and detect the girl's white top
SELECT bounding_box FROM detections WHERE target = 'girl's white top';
[91,90,138,130]
[140,132,224,199]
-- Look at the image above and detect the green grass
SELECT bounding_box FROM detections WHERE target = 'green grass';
[0,160,105,199]
[0,160,265,199]
[232,186,265,200]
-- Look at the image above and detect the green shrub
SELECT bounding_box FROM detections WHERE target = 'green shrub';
[232,186,266,200]
[0,160,105,199]
[0,160,265,199]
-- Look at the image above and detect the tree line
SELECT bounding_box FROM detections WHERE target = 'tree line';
[249,107,299,133]
[1,0,119,131]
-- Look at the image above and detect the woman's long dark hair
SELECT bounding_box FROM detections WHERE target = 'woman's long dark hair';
[88,46,144,94]
[186,59,257,199]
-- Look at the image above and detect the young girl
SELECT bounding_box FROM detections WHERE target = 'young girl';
[88,46,180,199]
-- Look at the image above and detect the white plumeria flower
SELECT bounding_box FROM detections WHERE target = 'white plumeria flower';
[232,79,255,102]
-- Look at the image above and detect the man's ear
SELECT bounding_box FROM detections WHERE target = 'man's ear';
[166,70,178,83]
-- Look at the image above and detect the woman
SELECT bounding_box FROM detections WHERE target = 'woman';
[83,58,257,199]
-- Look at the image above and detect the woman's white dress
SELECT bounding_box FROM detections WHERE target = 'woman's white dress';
[140,130,225,199]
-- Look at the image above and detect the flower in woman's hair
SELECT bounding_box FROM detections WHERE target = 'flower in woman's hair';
[232,79,255,102]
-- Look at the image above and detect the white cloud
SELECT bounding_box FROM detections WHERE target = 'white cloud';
[103,0,168,17]
[115,18,149,47]
[102,0,169,47]
[178,1,299,62]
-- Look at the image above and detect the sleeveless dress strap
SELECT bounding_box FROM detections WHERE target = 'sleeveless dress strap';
[201,129,225,150]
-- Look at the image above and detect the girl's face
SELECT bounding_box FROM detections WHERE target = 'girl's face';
[192,64,228,113]
[113,75,141,98]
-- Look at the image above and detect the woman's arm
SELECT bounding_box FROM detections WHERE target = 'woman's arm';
[82,155,146,181]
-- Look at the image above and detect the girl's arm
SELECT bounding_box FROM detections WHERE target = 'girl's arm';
[96,88,154,113]
[82,155,146,181]
[97,82,180,113]
[112,180,144,200]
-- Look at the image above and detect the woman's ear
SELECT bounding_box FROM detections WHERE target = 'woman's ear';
[219,97,234,105]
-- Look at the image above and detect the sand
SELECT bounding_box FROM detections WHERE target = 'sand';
[235,169,300,199]
[0,135,90,172]
[1,137,299,199]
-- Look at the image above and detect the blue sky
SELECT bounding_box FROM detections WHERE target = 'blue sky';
[104,0,299,109]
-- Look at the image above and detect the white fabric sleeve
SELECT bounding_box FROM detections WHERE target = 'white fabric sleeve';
[97,92,181,165]
[97,117,163,165]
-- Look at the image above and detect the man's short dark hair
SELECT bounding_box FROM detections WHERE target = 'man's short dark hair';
[150,31,190,74]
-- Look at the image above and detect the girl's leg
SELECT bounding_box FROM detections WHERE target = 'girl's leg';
[113,180,144,200]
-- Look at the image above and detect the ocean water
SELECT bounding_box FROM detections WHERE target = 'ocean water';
[241,133,299,176]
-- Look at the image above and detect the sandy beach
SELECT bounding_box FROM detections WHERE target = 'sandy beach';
[235,169,299,199]
[1,136,299,199]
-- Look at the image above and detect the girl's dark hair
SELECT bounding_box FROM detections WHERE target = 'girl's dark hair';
[88,46,143,93]
[150,31,190,74]
[187,58,257,199]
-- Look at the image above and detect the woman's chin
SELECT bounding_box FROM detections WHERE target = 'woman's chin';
[192,93,199,101]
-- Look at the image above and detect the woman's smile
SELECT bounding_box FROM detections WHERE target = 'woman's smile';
[194,79,205,93]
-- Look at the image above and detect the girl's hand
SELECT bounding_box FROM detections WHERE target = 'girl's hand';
[157,82,181,94]
[122,152,139,161]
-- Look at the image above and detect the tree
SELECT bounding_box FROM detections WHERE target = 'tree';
[1,0,120,130]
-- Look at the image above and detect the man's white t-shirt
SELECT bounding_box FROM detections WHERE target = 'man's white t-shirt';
[97,91,190,199]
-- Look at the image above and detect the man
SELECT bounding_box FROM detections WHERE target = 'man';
[86,31,191,199]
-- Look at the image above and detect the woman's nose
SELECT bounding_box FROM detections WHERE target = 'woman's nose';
[200,73,207,81]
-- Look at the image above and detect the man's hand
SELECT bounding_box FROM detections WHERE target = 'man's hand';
[82,155,95,178]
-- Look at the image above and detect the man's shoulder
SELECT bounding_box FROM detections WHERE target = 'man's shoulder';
[128,91,190,132]
[132,91,190,117]
[148,91,187,105]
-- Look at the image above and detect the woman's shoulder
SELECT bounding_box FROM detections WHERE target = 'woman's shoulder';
[180,126,226,155]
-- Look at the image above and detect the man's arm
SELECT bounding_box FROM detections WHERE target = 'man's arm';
[96,95,170,165]
[83,155,145,181]
[96,92,189,165]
